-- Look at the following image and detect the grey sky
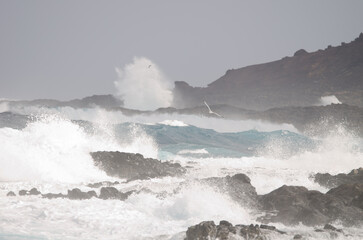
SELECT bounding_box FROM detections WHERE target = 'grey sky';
[1,0,363,100]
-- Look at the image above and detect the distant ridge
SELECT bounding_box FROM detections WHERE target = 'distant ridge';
[173,33,363,110]
[1,94,123,109]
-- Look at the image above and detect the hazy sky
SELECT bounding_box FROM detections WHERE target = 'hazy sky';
[1,0,363,100]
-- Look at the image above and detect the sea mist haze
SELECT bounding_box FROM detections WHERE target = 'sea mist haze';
[1,1,363,239]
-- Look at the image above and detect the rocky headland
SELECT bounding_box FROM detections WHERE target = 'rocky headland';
[173,33,363,110]
[90,151,186,181]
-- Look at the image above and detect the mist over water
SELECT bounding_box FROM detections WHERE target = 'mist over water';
[9,105,299,133]
[114,57,173,111]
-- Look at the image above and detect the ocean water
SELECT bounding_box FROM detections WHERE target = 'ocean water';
[0,109,362,239]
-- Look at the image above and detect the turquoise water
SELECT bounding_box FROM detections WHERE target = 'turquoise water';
[115,123,316,158]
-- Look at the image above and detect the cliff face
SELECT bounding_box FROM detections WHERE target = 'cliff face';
[173,33,363,110]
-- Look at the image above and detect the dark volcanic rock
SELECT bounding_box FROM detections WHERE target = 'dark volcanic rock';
[42,193,66,199]
[15,186,131,201]
[239,224,263,240]
[185,221,285,240]
[172,33,363,110]
[99,187,129,200]
[87,181,120,188]
[201,173,259,208]
[326,183,363,209]
[216,221,236,240]
[29,188,41,195]
[91,151,186,180]
[19,190,27,196]
[185,221,217,240]
[323,224,343,233]
[18,188,41,196]
[259,184,363,226]
[293,234,303,239]
[314,168,363,189]
[67,188,96,200]
[6,191,16,197]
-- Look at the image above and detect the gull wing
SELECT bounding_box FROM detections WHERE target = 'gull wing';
[204,101,212,112]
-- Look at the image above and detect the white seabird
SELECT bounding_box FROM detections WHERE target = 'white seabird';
[204,101,223,118]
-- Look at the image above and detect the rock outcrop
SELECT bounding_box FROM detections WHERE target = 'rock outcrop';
[67,188,97,200]
[98,187,132,200]
[314,168,363,189]
[192,172,363,227]
[18,188,41,196]
[185,221,285,240]
[173,33,363,110]
[91,151,186,181]
[259,184,363,226]
[185,221,352,240]
[12,187,132,201]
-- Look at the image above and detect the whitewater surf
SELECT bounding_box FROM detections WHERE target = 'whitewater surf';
[0,108,362,239]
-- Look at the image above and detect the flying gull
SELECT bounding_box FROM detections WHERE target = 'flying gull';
[204,101,222,118]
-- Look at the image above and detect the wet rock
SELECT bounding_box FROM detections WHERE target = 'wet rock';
[87,181,120,188]
[18,188,41,196]
[29,188,41,195]
[67,188,96,200]
[239,224,263,240]
[19,190,28,196]
[185,221,217,240]
[314,168,363,189]
[87,190,98,198]
[326,183,363,208]
[323,224,343,233]
[201,173,259,208]
[99,187,129,200]
[293,234,303,239]
[259,224,275,231]
[42,193,66,199]
[91,151,186,181]
[216,221,236,240]
[185,221,284,240]
[6,191,16,196]
[259,184,363,226]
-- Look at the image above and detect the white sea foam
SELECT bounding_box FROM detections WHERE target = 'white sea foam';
[159,120,188,127]
[177,149,209,155]
[0,114,158,183]
[0,183,252,240]
[0,102,9,113]
[173,127,363,194]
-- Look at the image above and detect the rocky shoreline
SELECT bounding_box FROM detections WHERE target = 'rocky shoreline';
[185,221,349,240]
[6,151,363,239]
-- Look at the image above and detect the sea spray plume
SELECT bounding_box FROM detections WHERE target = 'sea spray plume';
[114,57,173,111]
[118,123,159,159]
[258,122,362,174]
[318,95,342,106]
[0,114,116,182]
[0,102,9,113]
